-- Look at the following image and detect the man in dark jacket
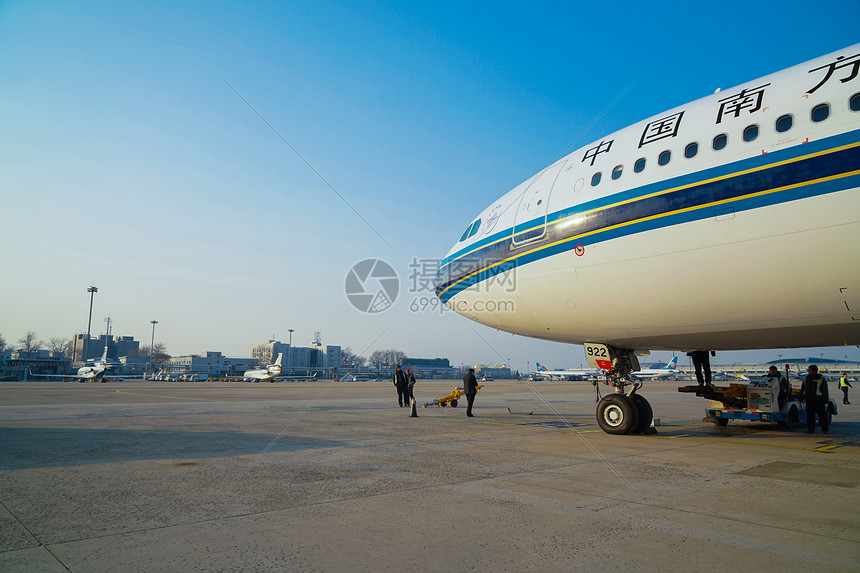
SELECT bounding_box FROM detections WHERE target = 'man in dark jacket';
[406,369,416,404]
[800,364,830,434]
[463,368,478,418]
[393,365,408,407]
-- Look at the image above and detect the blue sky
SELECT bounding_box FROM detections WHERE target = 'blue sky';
[2,1,858,370]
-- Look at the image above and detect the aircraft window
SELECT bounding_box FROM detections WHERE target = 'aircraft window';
[658,150,671,166]
[467,218,481,239]
[811,103,830,123]
[743,124,759,142]
[634,158,646,173]
[851,92,860,112]
[611,165,623,180]
[459,224,472,242]
[591,172,602,187]
[684,142,698,159]
[712,133,728,150]
[775,114,793,133]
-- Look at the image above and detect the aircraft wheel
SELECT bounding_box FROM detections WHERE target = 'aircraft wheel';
[596,394,639,435]
[441,402,447,407]
[450,399,458,408]
[632,395,653,434]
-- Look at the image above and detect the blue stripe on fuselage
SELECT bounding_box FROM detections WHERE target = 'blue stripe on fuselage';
[436,129,860,303]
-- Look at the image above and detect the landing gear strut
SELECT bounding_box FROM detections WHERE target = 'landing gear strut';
[593,346,654,435]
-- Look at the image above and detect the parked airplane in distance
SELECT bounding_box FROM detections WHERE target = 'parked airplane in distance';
[30,347,121,382]
[436,44,860,434]
[631,357,678,379]
[243,354,319,382]
[243,353,283,382]
[534,362,599,380]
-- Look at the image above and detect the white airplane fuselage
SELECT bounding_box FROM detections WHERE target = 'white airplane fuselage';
[243,353,283,382]
[77,364,109,380]
[436,45,860,353]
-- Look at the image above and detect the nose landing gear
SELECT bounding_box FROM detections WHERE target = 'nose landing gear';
[592,346,655,435]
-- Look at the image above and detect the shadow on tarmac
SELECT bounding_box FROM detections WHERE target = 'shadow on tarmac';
[0,427,341,470]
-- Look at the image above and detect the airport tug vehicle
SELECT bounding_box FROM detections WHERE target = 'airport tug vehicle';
[423,384,482,408]
[679,371,838,429]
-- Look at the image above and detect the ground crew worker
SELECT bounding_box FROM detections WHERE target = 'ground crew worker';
[839,372,852,405]
[393,365,408,407]
[686,350,713,387]
[800,365,830,434]
[406,369,416,404]
[766,365,790,410]
[463,368,478,418]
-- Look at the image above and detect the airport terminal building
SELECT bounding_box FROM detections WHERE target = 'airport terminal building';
[164,352,255,378]
[250,339,341,374]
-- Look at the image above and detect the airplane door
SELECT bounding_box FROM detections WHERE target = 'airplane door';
[512,160,566,247]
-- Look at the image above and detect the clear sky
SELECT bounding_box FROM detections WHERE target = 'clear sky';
[2,1,858,371]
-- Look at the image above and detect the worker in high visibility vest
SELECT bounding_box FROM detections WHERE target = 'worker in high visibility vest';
[840,373,852,405]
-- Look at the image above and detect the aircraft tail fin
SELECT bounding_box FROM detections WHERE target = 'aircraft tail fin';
[665,356,678,370]
[536,363,547,372]
[273,353,283,366]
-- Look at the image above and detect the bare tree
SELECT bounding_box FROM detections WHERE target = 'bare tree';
[139,343,170,361]
[387,349,406,367]
[0,333,6,354]
[48,337,68,357]
[251,344,272,366]
[17,332,41,357]
[340,347,366,369]
[369,348,405,369]
[368,350,386,369]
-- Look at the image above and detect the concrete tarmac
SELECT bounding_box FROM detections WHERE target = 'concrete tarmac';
[1,379,858,572]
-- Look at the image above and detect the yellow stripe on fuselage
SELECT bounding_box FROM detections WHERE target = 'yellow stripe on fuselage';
[438,143,860,300]
[440,141,860,273]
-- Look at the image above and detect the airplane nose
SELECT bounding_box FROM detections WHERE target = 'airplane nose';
[434,248,475,304]
[433,255,454,302]
[434,249,499,304]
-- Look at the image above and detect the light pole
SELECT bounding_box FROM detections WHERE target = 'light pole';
[288,328,294,374]
[84,286,98,362]
[150,320,158,378]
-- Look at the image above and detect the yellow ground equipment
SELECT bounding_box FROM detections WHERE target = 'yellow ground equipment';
[423,384,481,408]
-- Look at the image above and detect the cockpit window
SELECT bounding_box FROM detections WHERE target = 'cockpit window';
[459,224,472,242]
[467,218,481,239]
